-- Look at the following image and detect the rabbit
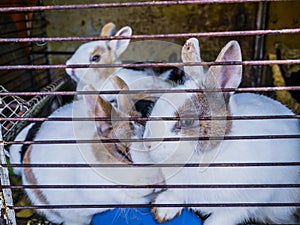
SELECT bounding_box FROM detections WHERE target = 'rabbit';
[65,23,183,103]
[143,38,300,225]
[9,95,64,175]
[20,76,163,225]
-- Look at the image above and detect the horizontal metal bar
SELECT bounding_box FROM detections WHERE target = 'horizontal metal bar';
[0,0,286,12]
[0,28,300,42]
[0,86,300,96]
[3,135,300,145]
[2,184,300,189]
[31,50,74,55]
[0,115,299,122]
[1,60,300,70]
[9,202,300,210]
[3,162,300,168]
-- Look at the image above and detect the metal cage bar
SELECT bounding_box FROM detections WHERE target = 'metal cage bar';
[0,0,299,224]
[0,0,290,12]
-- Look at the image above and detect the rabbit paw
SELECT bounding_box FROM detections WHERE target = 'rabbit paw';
[152,191,183,222]
[152,206,182,223]
[201,209,247,225]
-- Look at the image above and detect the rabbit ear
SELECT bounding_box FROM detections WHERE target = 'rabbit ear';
[83,85,116,136]
[205,40,242,90]
[108,26,132,58]
[100,22,116,37]
[112,76,136,115]
[181,38,204,82]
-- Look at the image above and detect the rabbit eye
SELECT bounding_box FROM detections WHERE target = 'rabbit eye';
[113,144,132,163]
[90,54,101,62]
[175,119,196,130]
[181,119,195,128]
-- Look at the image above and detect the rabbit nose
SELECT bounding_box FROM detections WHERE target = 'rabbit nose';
[145,142,152,150]
[71,68,76,76]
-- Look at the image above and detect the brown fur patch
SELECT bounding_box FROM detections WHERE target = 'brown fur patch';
[23,146,61,218]
[91,120,134,164]
[88,78,142,164]
[90,46,117,79]
[96,95,114,118]
[176,93,232,152]
[100,22,116,36]
[23,145,47,204]
[90,47,103,61]
[91,138,125,164]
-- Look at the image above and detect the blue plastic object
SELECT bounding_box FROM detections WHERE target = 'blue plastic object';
[91,208,203,225]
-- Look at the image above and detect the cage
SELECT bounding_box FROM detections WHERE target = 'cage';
[0,0,299,225]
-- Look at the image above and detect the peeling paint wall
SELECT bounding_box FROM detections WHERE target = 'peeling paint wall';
[42,1,300,87]
[266,1,300,53]
[44,1,257,85]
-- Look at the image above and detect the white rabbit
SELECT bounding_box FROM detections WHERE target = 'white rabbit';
[144,39,300,225]
[9,96,64,176]
[65,23,180,103]
[20,76,163,225]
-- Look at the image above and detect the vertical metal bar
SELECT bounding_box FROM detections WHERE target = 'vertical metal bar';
[39,0,52,84]
[24,0,37,90]
[0,130,17,225]
[252,0,268,87]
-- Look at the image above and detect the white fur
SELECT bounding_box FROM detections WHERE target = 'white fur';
[9,123,35,175]
[20,99,162,225]
[181,37,205,83]
[65,25,175,102]
[144,39,300,224]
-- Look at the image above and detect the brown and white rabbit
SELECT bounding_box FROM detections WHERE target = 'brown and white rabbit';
[10,23,176,173]
[144,38,300,224]
[21,76,163,225]
[65,22,179,103]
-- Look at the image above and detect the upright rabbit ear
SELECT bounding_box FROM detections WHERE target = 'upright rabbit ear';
[205,40,242,90]
[181,38,204,83]
[108,26,132,58]
[83,85,117,136]
[100,22,116,37]
[112,76,136,115]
